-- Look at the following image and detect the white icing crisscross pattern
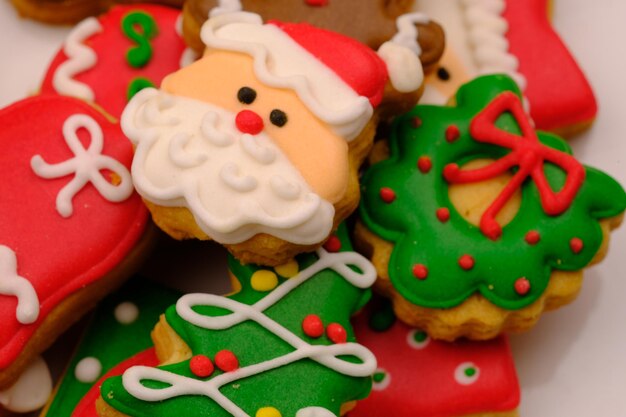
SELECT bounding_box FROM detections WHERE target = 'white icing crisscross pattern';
[0,245,39,325]
[31,114,133,218]
[122,248,377,417]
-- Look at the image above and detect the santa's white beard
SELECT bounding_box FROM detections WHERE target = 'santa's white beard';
[122,88,335,245]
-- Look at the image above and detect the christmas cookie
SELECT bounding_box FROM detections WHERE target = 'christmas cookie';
[123,10,425,266]
[417,0,597,137]
[96,225,377,417]
[181,0,445,72]
[41,278,180,417]
[356,74,626,340]
[40,4,196,119]
[0,95,151,389]
[9,0,183,25]
[350,298,520,417]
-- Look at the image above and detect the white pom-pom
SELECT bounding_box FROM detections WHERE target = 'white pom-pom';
[378,41,424,93]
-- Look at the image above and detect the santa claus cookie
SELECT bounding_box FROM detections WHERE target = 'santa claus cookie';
[417,0,597,137]
[350,299,520,417]
[9,0,183,25]
[181,0,445,73]
[0,95,151,390]
[96,225,377,417]
[123,11,424,266]
[356,74,626,340]
[40,4,196,119]
[41,279,180,417]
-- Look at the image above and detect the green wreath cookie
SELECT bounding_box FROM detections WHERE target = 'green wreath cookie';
[359,74,626,311]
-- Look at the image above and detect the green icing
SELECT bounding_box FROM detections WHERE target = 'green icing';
[359,74,626,310]
[43,278,180,417]
[127,77,156,101]
[101,224,374,417]
[122,11,158,68]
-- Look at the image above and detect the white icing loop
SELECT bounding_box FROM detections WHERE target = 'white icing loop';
[220,162,258,192]
[201,112,235,147]
[123,248,377,417]
[270,176,300,201]
[240,134,276,165]
[0,246,39,325]
[169,133,208,168]
[53,17,102,101]
[391,12,430,56]
[0,356,52,413]
[31,114,134,218]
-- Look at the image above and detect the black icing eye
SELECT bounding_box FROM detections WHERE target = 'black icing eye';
[437,67,450,81]
[269,109,288,127]
[237,87,257,104]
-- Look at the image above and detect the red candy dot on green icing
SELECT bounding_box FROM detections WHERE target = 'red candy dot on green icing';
[380,187,396,203]
[436,208,450,223]
[326,323,347,344]
[189,355,214,378]
[525,230,541,245]
[514,277,530,296]
[410,116,423,128]
[445,125,460,142]
[412,264,428,280]
[323,235,341,253]
[417,156,432,173]
[570,237,584,254]
[302,314,324,338]
[458,255,475,270]
[215,350,239,372]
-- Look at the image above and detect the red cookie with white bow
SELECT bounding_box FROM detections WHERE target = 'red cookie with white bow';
[0,95,152,390]
[40,4,195,119]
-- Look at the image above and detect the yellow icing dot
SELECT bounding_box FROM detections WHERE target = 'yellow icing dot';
[250,270,278,292]
[256,407,282,417]
[274,260,299,278]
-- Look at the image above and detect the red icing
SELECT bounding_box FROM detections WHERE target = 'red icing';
[514,277,530,296]
[215,350,239,372]
[323,235,342,253]
[417,156,432,173]
[458,255,475,270]
[411,116,423,129]
[235,110,264,135]
[268,20,388,108]
[326,323,347,344]
[444,92,585,240]
[445,125,460,143]
[40,5,187,118]
[190,355,214,378]
[305,0,329,5]
[412,264,428,280]
[350,313,520,417]
[0,96,148,370]
[436,207,450,223]
[570,237,584,254]
[379,187,396,204]
[302,314,324,338]
[503,0,597,132]
[525,230,541,245]
[72,348,159,417]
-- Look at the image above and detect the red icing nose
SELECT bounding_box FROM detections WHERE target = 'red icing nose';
[235,110,264,135]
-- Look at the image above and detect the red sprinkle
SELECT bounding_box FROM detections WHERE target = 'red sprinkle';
[436,207,450,222]
[302,314,324,338]
[379,187,396,203]
[445,125,460,142]
[570,237,584,254]
[215,350,239,372]
[326,323,347,344]
[417,156,432,173]
[514,277,531,296]
[412,264,428,280]
[525,230,541,245]
[305,0,328,5]
[323,235,341,253]
[458,255,475,270]
[189,355,214,378]
[410,116,423,128]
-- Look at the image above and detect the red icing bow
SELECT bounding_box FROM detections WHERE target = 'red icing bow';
[443,92,585,240]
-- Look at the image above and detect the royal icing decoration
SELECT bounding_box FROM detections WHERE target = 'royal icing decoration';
[75,357,102,383]
[0,246,39,325]
[359,74,626,310]
[31,114,133,218]
[101,226,377,417]
[114,301,140,325]
[0,356,52,413]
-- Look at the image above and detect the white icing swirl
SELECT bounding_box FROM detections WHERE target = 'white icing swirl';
[0,246,39,325]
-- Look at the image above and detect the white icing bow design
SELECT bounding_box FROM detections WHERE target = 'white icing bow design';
[0,245,39,325]
[31,114,133,218]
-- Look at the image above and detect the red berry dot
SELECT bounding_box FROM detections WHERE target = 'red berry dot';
[215,350,239,372]
[445,125,460,142]
[525,230,540,245]
[458,255,475,270]
[410,116,422,128]
[436,207,450,223]
[379,187,396,203]
[412,264,428,280]
[323,235,341,253]
[189,355,214,378]
[417,156,432,173]
[302,314,324,338]
[514,277,531,296]
[326,323,347,344]
[570,237,584,254]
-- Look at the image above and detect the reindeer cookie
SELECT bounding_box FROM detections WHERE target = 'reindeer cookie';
[357,74,626,340]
